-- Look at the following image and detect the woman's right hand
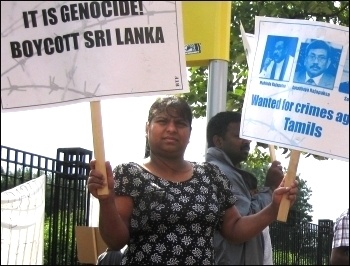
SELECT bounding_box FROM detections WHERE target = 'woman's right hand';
[87,160,115,201]
[88,160,131,250]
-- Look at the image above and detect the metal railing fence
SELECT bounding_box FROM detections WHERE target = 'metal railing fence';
[0,145,333,265]
[1,145,92,265]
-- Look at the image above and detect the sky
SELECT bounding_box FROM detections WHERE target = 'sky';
[1,94,349,224]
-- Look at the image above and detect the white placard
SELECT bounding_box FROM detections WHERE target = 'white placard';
[1,175,45,265]
[1,1,188,112]
[241,16,349,161]
[240,21,256,70]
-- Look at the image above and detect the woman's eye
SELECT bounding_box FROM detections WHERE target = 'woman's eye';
[176,121,188,127]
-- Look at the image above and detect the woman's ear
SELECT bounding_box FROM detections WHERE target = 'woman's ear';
[145,122,149,135]
[144,122,151,158]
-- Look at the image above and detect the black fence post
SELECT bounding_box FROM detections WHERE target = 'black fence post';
[317,219,334,265]
[49,147,92,265]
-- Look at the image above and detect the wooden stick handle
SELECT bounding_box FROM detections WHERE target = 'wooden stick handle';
[268,145,276,162]
[92,227,98,262]
[277,150,300,222]
[90,101,109,195]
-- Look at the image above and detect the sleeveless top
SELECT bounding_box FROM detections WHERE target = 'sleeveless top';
[113,161,237,265]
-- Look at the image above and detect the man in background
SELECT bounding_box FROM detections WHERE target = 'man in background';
[294,40,336,89]
[330,208,349,265]
[259,38,294,81]
[206,111,284,265]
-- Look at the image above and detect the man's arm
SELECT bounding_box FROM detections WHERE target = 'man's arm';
[330,246,349,265]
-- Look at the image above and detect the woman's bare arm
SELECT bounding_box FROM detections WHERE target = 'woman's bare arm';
[221,179,298,243]
[88,161,132,250]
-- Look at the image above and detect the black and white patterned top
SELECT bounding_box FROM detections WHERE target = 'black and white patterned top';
[113,162,237,265]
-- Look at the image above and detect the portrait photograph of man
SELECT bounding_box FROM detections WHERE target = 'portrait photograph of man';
[293,39,341,90]
[259,35,298,82]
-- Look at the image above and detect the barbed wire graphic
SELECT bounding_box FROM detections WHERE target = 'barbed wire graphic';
[2,76,101,97]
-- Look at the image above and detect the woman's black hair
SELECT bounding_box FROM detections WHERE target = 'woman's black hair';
[147,95,192,125]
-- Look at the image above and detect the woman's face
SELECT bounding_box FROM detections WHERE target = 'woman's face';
[146,109,191,158]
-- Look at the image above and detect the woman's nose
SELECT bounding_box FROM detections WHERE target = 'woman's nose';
[166,121,177,131]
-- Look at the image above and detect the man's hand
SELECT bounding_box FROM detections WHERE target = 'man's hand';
[265,160,284,190]
[262,54,273,71]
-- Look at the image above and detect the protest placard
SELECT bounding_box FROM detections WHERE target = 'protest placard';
[241,16,349,162]
[1,1,188,112]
